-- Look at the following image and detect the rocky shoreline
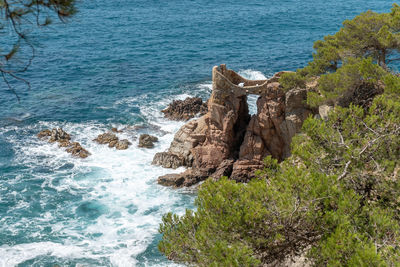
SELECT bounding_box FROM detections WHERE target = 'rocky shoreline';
[153,64,317,187]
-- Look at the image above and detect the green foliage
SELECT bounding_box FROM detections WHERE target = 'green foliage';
[308,57,387,107]
[159,88,400,266]
[159,6,400,266]
[281,4,400,104]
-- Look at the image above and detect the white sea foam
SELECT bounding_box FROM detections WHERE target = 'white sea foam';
[0,93,191,266]
[0,70,266,266]
[238,69,269,115]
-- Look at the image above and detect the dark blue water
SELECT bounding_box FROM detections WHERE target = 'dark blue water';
[0,1,393,266]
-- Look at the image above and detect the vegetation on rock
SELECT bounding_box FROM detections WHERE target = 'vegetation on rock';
[158,6,400,266]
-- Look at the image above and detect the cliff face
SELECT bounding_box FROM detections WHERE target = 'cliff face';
[153,65,313,187]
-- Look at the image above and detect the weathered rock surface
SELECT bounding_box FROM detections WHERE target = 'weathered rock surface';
[115,139,131,150]
[37,128,90,158]
[152,116,207,168]
[152,152,185,169]
[157,169,210,187]
[138,134,158,148]
[66,142,90,158]
[155,65,313,187]
[162,97,207,121]
[93,132,118,145]
[93,132,132,150]
[49,128,71,143]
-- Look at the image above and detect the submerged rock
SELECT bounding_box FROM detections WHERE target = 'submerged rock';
[162,97,207,121]
[66,142,91,158]
[93,132,118,145]
[138,134,158,148]
[37,129,52,139]
[49,128,71,143]
[37,128,90,158]
[93,132,132,150]
[115,139,131,150]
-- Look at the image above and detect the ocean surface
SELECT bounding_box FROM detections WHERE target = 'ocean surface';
[0,0,393,266]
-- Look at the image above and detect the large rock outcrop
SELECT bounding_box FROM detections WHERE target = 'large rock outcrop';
[154,65,313,187]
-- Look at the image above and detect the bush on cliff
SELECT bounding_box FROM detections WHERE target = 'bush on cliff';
[158,6,400,266]
[158,82,400,265]
[281,3,400,104]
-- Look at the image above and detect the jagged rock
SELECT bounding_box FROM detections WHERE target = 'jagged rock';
[152,115,207,169]
[157,169,210,188]
[94,131,132,150]
[157,64,312,187]
[152,152,185,169]
[162,97,207,121]
[157,174,186,187]
[210,159,235,180]
[138,134,158,148]
[93,132,118,145]
[66,142,90,158]
[37,128,90,158]
[49,128,71,143]
[37,129,51,139]
[115,139,131,150]
[111,127,123,133]
[58,140,71,148]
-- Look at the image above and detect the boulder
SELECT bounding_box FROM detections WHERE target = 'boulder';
[37,128,90,158]
[66,142,91,158]
[152,116,207,168]
[138,134,158,148]
[49,128,71,143]
[157,169,210,188]
[37,129,51,139]
[152,152,185,169]
[162,97,207,121]
[115,139,131,150]
[111,127,123,133]
[93,132,118,145]
[94,132,132,150]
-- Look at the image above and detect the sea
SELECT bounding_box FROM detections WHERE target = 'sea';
[0,0,393,266]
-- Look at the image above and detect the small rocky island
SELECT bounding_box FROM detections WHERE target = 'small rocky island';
[153,64,315,187]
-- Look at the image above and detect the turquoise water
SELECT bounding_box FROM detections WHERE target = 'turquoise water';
[0,1,393,266]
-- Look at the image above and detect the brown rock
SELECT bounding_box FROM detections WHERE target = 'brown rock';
[152,152,185,169]
[93,132,118,145]
[66,142,90,158]
[162,97,207,121]
[138,134,158,148]
[115,139,131,150]
[157,64,312,187]
[157,169,210,188]
[157,174,186,187]
[37,129,52,139]
[210,159,235,180]
[49,128,71,143]
[58,140,71,148]
[111,127,123,133]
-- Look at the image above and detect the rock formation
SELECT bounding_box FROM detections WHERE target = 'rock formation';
[37,128,90,158]
[138,134,158,148]
[93,132,132,150]
[154,64,313,187]
[161,97,207,121]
